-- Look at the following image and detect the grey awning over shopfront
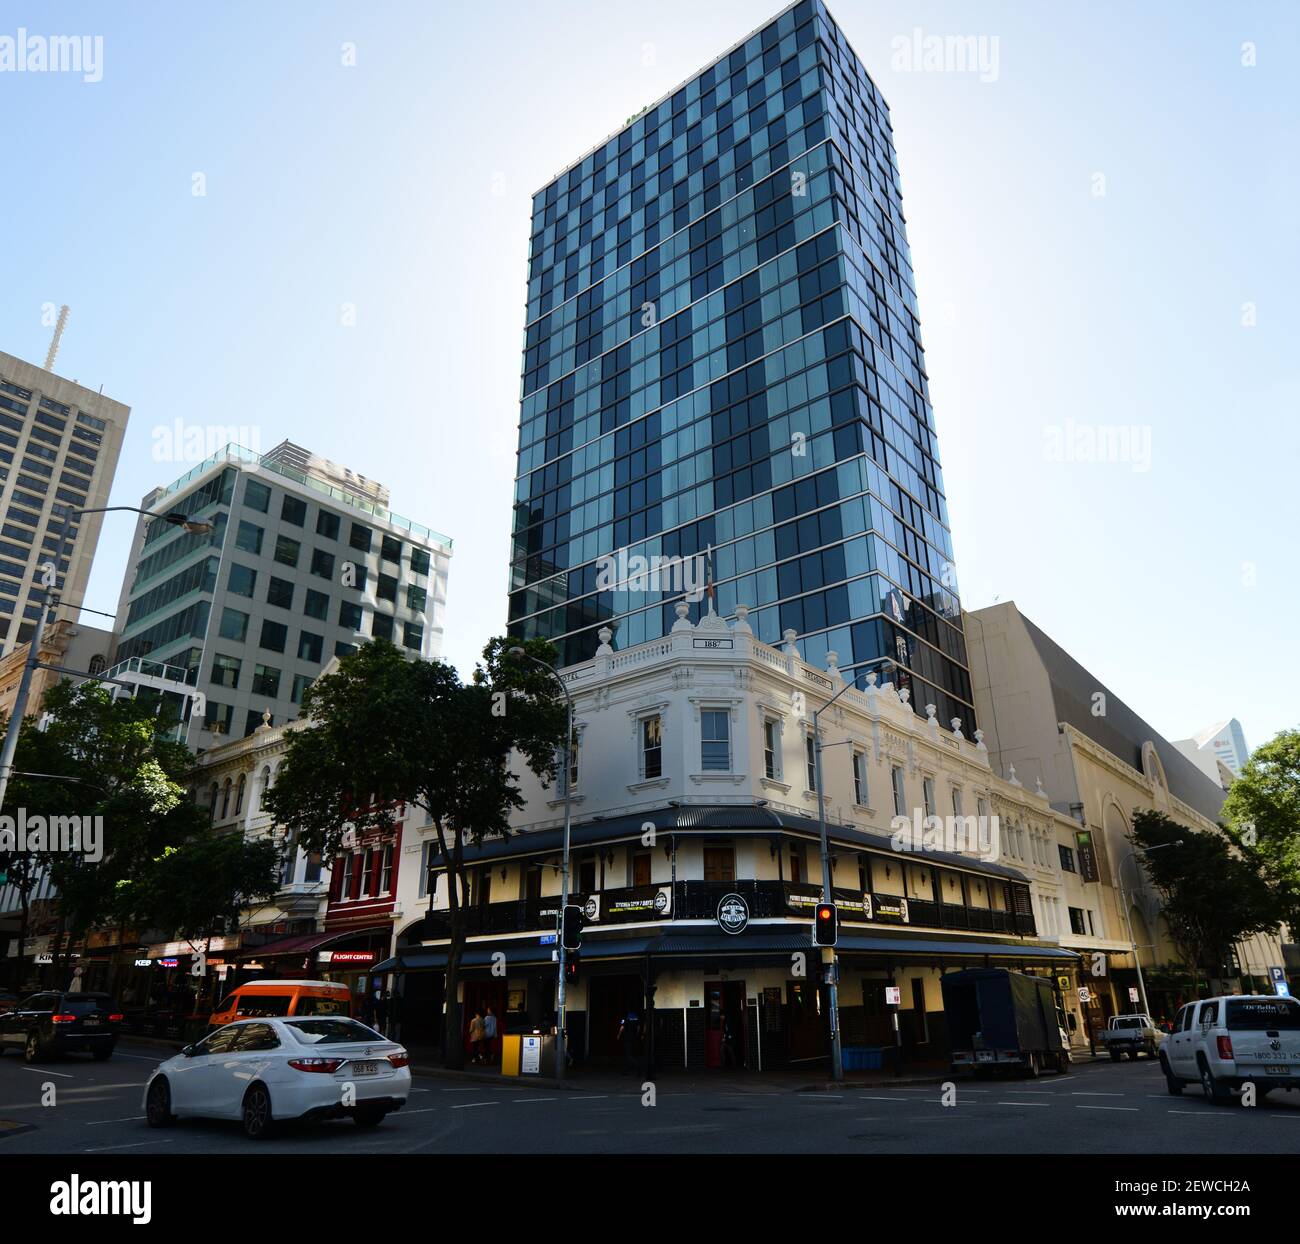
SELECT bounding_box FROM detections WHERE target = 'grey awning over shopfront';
[373,926,1077,973]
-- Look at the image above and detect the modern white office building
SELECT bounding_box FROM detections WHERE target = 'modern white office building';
[1174,719,1250,786]
[112,441,452,747]
[0,350,129,654]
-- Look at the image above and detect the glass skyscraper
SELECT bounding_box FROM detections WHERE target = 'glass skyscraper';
[508,0,975,728]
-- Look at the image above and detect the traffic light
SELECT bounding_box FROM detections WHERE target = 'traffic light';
[813,902,838,947]
[560,903,584,951]
[565,955,580,985]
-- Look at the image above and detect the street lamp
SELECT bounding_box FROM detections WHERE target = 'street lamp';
[811,658,890,1082]
[508,645,574,1080]
[1118,841,1182,1018]
[0,504,215,812]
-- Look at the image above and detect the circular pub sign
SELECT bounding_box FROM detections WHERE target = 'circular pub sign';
[716,892,749,935]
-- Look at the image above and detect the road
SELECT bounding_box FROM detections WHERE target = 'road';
[2,1040,1299,1153]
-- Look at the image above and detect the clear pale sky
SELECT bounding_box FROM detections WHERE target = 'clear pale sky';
[1,0,1295,753]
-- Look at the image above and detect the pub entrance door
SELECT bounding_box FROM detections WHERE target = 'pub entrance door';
[705,980,747,1068]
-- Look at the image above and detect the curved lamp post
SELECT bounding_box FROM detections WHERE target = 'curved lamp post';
[508,646,574,1079]
[0,505,213,813]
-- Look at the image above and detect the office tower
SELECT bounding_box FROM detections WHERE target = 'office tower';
[1174,719,1250,786]
[113,441,452,744]
[0,350,129,654]
[507,0,975,727]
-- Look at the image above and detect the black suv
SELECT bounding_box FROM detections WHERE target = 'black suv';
[0,991,122,1062]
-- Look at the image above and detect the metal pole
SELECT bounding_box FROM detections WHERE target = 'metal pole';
[1120,849,1154,1017]
[555,686,573,1080]
[0,508,73,813]
[811,708,843,1081]
[511,649,574,1080]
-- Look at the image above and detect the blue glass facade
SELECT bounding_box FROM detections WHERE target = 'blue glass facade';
[508,0,975,728]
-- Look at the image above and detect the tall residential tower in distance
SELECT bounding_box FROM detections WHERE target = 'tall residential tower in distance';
[113,441,452,745]
[508,0,975,727]
[0,350,129,654]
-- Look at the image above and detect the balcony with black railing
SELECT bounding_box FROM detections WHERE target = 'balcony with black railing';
[415,879,1038,940]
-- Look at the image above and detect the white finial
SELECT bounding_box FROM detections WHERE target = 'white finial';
[596,627,614,654]
[898,687,911,706]
[783,628,798,654]
[1008,764,1021,787]
[732,603,752,634]
[974,728,987,753]
[1035,775,1046,797]
[260,708,272,729]
[950,718,964,740]
[925,703,937,720]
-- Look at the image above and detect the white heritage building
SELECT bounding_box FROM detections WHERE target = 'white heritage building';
[385,604,1111,1071]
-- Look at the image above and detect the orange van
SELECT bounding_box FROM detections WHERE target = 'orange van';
[207,979,352,1028]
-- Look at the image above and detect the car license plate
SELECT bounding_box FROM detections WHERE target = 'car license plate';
[83,1018,100,1027]
[976,1050,993,1062]
[1265,1066,1289,1076]
[350,1060,380,1076]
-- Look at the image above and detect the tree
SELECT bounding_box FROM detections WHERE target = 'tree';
[2,680,279,989]
[266,637,566,1066]
[1128,808,1284,985]
[1222,728,1300,930]
[120,831,281,942]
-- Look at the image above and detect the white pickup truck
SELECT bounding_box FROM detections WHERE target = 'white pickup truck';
[1160,994,1300,1103]
[1096,1013,1164,1060]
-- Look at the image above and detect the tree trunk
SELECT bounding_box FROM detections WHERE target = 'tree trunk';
[435,821,467,1070]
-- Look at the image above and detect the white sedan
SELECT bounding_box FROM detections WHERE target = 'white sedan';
[143,1016,411,1139]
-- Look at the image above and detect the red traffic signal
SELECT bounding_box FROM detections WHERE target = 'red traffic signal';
[813,902,838,947]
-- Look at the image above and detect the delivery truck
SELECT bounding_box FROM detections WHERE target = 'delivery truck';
[941,967,1070,1077]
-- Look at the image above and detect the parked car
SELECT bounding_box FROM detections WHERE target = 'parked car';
[1161,994,1300,1102]
[941,967,1070,1076]
[1097,1013,1165,1060]
[143,1016,410,1139]
[0,991,122,1061]
[206,979,351,1028]
[0,991,20,1014]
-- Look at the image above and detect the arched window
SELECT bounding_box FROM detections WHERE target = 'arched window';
[220,778,232,819]
[257,765,272,811]
[234,773,246,817]
[208,782,219,823]
[88,654,106,676]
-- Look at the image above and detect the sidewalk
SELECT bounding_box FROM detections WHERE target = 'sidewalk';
[407,1057,952,1094]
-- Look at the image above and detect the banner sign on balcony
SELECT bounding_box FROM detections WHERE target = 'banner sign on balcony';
[605,885,672,919]
[583,894,602,923]
[716,892,750,934]
[873,896,910,924]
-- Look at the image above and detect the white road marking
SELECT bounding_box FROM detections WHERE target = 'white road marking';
[20,1066,73,1078]
[1076,1105,1139,1112]
[109,1053,165,1061]
[451,1101,500,1109]
[1070,1091,1125,1097]
[86,1116,146,1125]
[995,1101,1052,1107]
[513,1097,558,1104]
[570,1095,610,1100]
[84,1139,173,1152]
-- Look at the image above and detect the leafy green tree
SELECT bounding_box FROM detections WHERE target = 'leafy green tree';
[3,680,279,988]
[1222,728,1300,930]
[266,637,566,1066]
[1129,808,1283,984]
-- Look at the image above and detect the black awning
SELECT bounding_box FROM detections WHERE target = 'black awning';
[375,926,1076,972]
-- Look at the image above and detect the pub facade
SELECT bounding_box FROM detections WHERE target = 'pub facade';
[381,604,1098,1070]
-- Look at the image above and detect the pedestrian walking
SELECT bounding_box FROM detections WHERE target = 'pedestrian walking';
[483,1005,498,1063]
[373,988,389,1035]
[468,1008,486,1063]
[617,1007,640,1075]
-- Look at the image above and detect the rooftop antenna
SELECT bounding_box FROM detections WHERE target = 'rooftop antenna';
[44,304,70,371]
